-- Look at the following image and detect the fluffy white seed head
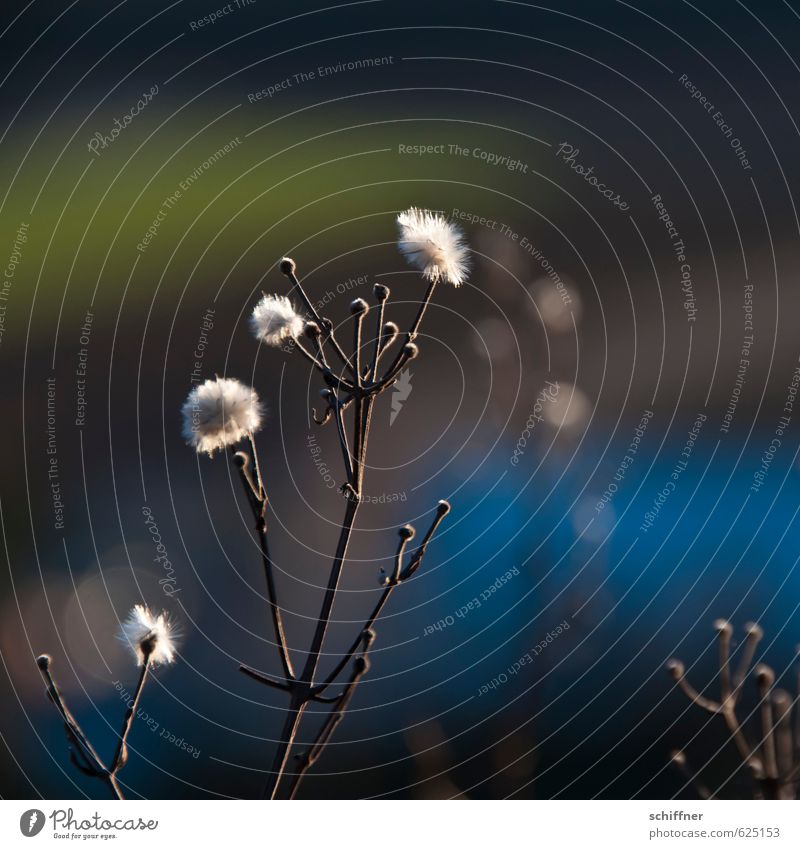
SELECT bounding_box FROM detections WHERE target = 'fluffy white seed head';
[397,207,470,287]
[181,376,263,456]
[119,605,177,667]
[250,294,304,347]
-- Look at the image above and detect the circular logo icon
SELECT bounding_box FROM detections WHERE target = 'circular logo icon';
[19,810,46,837]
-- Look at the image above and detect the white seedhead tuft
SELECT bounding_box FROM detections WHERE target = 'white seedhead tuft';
[250,294,304,347]
[397,207,470,287]
[181,376,263,456]
[119,605,177,667]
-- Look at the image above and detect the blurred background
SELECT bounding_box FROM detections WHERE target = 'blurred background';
[2,0,800,800]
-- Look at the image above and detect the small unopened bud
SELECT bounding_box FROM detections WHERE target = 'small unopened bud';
[436,499,451,516]
[713,618,732,637]
[305,321,321,338]
[670,749,686,766]
[279,257,296,275]
[354,656,369,675]
[666,659,684,680]
[772,688,792,714]
[350,298,369,315]
[233,451,248,468]
[744,622,763,640]
[754,664,775,688]
[399,524,416,540]
[403,342,419,360]
[36,654,51,671]
[362,628,376,649]
[374,283,390,301]
[319,387,333,400]
[382,321,399,339]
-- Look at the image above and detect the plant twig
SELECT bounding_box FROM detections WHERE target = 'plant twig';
[245,258,453,800]
[36,655,124,800]
[287,631,375,799]
[232,447,295,682]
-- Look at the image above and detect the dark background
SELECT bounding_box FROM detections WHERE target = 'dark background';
[1,0,800,799]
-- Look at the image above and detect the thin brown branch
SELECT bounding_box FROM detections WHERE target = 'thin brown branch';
[232,447,295,682]
[282,260,353,376]
[287,632,374,799]
[111,659,150,773]
[36,655,123,800]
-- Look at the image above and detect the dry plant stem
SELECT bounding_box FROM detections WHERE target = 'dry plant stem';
[671,752,712,800]
[111,660,150,772]
[773,692,793,782]
[373,278,436,383]
[257,275,450,799]
[409,278,437,340]
[232,446,295,681]
[718,625,732,705]
[37,659,124,800]
[240,664,292,693]
[795,666,800,764]
[367,295,388,380]
[667,624,800,798]
[300,497,361,690]
[287,639,373,799]
[285,268,352,375]
[317,505,448,691]
[757,676,779,780]
[334,396,355,483]
[264,697,306,800]
[672,668,754,765]
[732,627,763,701]
[318,579,392,690]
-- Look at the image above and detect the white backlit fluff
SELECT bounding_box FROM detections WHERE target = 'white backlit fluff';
[397,207,469,287]
[119,605,177,667]
[250,294,304,347]
[181,376,263,456]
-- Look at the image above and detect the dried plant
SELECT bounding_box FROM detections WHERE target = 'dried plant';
[667,619,800,799]
[36,606,177,799]
[181,208,467,799]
